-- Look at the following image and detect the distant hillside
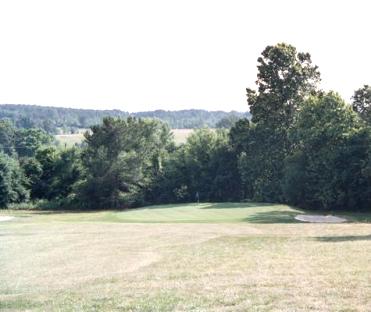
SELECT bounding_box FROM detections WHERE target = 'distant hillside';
[0,104,250,133]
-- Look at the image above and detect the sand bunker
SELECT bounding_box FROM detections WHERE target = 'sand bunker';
[295,214,347,223]
[0,216,15,222]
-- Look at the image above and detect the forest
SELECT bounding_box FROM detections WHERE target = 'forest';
[1,43,370,212]
[0,105,248,132]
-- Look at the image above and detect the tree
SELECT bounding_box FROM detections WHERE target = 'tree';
[21,146,82,202]
[21,157,43,199]
[235,43,321,201]
[247,43,320,127]
[283,92,371,210]
[230,119,254,198]
[146,146,190,204]
[0,120,16,156]
[150,129,241,203]
[28,147,58,199]
[207,130,241,201]
[16,116,36,129]
[78,117,173,209]
[49,148,82,199]
[0,104,247,132]
[0,152,29,207]
[0,121,53,158]
[15,128,53,158]
[352,85,371,123]
[215,115,240,129]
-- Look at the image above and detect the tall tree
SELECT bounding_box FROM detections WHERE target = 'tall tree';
[0,120,16,156]
[15,128,53,158]
[149,129,241,203]
[247,43,320,127]
[0,152,29,207]
[78,117,173,209]
[283,92,371,210]
[235,43,320,201]
[181,129,240,201]
[352,85,371,123]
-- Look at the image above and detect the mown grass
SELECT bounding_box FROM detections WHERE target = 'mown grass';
[1,202,370,224]
[1,203,370,311]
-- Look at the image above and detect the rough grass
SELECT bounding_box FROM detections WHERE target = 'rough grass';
[1,203,370,311]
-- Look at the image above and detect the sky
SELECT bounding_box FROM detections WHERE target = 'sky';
[0,0,370,112]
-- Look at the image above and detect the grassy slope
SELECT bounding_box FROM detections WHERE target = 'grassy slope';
[1,203,370,311]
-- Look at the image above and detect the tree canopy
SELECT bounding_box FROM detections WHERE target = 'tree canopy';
[0,43,370,212]
[352,85,371,123]
[77,117,173,208]
[0,105,250,133]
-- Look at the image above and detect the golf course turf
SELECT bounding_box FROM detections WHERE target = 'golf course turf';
[1,203,370,311]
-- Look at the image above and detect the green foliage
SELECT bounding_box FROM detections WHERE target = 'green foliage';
[0,104,250,132]
[0,43,369,213]
[147,147,191,203]
[149,129,241,203]
[0,120,16,156]
[215,115,240,128]
[21,157,43,197]
[15,128,53,157]
[283,92,371,210]
[21,147,82,202]
[234,43,320,202]
[30,147,58,199]
[234,125,286,201]
[0,152,29,207]
[48,148,82,200]
[352,85,371,123]
[78,117,173,209]
[0,121,53,157]
[247,43,320,127]
[229,118,251,153]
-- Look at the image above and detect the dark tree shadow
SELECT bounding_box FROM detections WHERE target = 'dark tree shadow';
[242,210,302,224]
[121,202,275,211]
[30,208,125,215]
[200,202,274,209]
[315,235,371,242]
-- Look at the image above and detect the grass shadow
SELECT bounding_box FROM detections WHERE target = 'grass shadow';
[200,202,275,209]
[29,208,126,215]
[243,207,371,224]
[113,202,273,212]
[242,210,302,224]
[315,235,371,242]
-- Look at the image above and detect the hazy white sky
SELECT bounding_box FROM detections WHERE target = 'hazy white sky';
[0,0,370,112]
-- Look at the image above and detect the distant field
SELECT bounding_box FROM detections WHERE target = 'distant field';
[55,129,195,147]
[1,203,370,311]
[55,133,85,147]
[171,128,194,144]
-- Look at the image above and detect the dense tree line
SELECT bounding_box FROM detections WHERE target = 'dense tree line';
[0,43,370,212]
[0,105,248,133]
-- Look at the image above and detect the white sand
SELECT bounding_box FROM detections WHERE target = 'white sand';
[295,214,347,223]
[0,216,15,222]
